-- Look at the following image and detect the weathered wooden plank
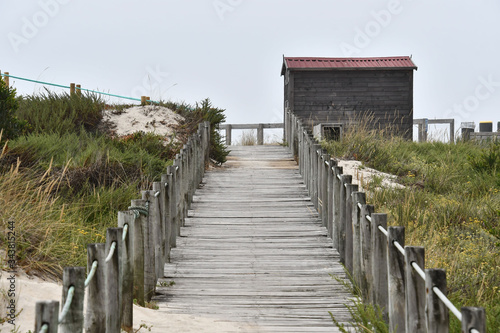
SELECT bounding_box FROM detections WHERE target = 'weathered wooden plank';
[153,146,353,331]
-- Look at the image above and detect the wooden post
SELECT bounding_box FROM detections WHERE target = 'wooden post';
[60,267,85,333]
[140,193,156,302]
[257,123,264,145]
[76,84,82,97]
[150,185,165,280]
[146,96,151,105]
[35,301,59,333]
[106,228,123,333]
[449,119,455,143]
[70,83,76,96]
[332,166,343,250]
[226,124,232,146]
[371,213,388,317]
[338,174,352,264]
[118,211,135,333]
[359,204,374,303]
[161,174,171,262]
[351,191,365,288]
[405,246,425,333]
[388,226,406,333]
[141,96,147,106]
[4,72,9,87]
[85,243,106,333]
[130,199,146,307]
[345,183,358,274]
[461,307,486,333]
[174,158,182,236]
[167,166,178,248]
[204,121,210,165]
[425,269,449,333]
[312,144,321,210]
[327,159,337,239]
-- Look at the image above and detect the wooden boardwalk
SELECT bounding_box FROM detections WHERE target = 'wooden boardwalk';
[155,145,353,332]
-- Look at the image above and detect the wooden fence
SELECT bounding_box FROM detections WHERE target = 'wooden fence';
[33,121,211,333]
[285,110,486,333]
[219,123,283,145]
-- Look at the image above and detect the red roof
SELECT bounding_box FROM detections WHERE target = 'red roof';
[281,56,417,75]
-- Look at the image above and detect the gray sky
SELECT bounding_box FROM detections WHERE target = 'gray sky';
[2,0,500,133]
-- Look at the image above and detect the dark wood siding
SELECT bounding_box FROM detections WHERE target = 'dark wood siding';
[288,69,413,139]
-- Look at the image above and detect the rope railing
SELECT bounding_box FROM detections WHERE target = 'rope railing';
[122,224,129,242]
[0,72,159,104]
[58,286,75,323]
[375,219,481,331]
[284,109,487,332]
[105,242,117,263]
[85,261,98,287]
[38,324,49,333]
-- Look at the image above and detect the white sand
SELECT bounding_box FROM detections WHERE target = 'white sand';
[102,105,184,138]
[338,159,404,190]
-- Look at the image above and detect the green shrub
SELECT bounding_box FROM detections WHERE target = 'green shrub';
[169,98,229,164]
[16,90,104,134]
[0,80,29,141]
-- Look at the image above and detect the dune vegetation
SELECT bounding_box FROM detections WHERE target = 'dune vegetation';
[0,79,228,282]
[323,122,500,332]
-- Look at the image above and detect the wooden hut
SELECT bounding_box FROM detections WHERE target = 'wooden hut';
[281,56,417,140]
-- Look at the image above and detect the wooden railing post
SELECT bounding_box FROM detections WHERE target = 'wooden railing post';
[150,184,165,280]
[204,121,210,165]
[344,183,358,273]
[85,243,106,332]
[118,211,135,333]
[327,158,337,238]
[130,199,146,307]
[76,84,81,97]
[173,157,182,236]
[360,204,374,303]
[461,307,486,333]
[139,193,156,302]
[311,144,320,210]
[161,174,171,261]
[388,226,406,333]
[319,152,329,224]
[60,267,85,333]
[425,269,449,333]
[226,124,232,146]
[351,191,365,288]
[70,83,76,96]
[332,166,343,250]
[405,246,425,333]
[105,228,123,333]
[371,213,388,317]
[35,301,59,333]
[4,71,10,87]
[167,165,178,248]
[338,174,352,264]
[257,123,264,145]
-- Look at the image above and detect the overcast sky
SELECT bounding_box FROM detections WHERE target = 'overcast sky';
[2,0,499,134]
